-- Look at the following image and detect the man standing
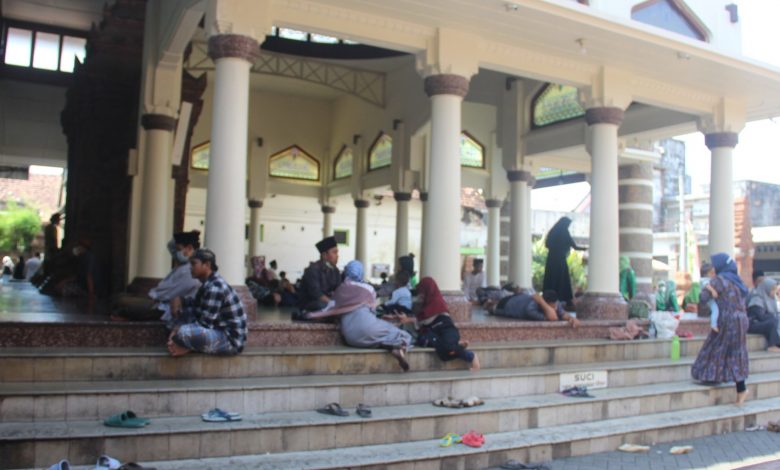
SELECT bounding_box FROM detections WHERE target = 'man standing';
[298,236,341,312]
[168,249,247,356]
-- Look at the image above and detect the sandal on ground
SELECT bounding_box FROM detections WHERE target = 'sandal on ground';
[769,421,780,432]
[439,432,462,447]
[461,430,485,448]
[460,396,484,407]
[316,402,349,416]
[432,397,462,408]
[356,403,372,418]
[47,460,71,470]
[391,348,410,372]
[117,464,158,470]
[500,460,551,470]
[103,410,150,428]
[201,408,242,422]
[95,454,121,470]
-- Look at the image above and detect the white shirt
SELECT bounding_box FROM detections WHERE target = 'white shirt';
[462,271,486,301]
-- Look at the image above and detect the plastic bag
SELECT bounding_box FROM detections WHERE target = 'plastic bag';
[649,311,680,339]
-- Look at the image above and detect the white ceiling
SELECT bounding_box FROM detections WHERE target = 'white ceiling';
[1,0,111,31]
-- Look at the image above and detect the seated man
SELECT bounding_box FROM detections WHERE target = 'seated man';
[114,231,201,322]
[493,289,580,327]
[168,249,247,356]
[297,236,341,312]
[462,258,486,303]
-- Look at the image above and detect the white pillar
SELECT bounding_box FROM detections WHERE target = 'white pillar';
[423,74,469,291]
[248,199,262,258]
[585,107,623,294]
[205,35,257,285]
[420,192,429,276]
[394,192,411,265]
[485,198,502,287]
[136,114,176,279]
[705,132,738,255]
[508,171,533,288]
[322,205,335,238]
[355,199,369,269]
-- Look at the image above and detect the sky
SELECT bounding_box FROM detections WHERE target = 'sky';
[533,0,780,211]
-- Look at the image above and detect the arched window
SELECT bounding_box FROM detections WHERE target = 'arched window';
[631,0,708,41]
[334,146,353,180]
[460,131,484,168]
[368,132,392,171]
[532,84,585,128]
[269,145,319,181]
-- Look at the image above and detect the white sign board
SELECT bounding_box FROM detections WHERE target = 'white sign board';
[559,370,608,391]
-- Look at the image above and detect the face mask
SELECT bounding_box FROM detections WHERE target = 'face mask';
[175,250,189,264]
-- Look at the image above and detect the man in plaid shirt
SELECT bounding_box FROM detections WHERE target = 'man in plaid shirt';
[168,249,247,356]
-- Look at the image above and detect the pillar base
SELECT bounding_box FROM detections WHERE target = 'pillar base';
[576,292,627,320]
[233,284,257,322]
[127,277,162,296]
[441,290,472,322]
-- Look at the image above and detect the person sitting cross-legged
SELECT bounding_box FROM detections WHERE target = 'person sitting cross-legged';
[168,249,247,357]
[492,289,580,327]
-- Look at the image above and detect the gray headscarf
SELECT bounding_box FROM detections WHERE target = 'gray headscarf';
[748,277,779,315]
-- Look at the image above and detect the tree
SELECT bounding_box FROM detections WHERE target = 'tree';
[531,237,587,292]
[0,203,41,252]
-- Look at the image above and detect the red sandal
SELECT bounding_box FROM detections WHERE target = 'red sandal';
[461,430,485,448]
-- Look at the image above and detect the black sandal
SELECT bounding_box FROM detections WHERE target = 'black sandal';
[316,402,349,416]
[356,403,372,418]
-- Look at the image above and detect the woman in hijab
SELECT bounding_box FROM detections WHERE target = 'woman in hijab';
[543,217,585,309]
[691,253,751,405]
[405,277,480,371]
[746,277,780,352]
[307,260,413,371]
[655,280,680,312]
[619,256,636,301]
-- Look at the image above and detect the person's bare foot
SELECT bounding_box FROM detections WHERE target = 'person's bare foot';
[391,348,410,372]
[737,390,749,406]
[768,346,780,353]
[167,340,191,357]
[469,353,480,372]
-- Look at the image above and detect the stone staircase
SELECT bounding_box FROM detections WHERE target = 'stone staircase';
[2,336,779,469]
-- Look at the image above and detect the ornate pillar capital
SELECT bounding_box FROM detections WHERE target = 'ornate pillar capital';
[704,132,739,150]
[419,192,429,202]
[354,199,370,209]
[141,113,177,132]
[506,170,533,183]
[424,74,469,98]
[485,198,502,209]
[248,199,263,209]
[208,34,260,63]
[321,205,336,214]
[585,107,625,126]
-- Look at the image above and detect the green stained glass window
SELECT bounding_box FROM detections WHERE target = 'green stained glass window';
[532,84,585,128]
[368,132,392,170]
[269,145,319,181]
[191,141,210,171]
[460,132,484,168]
[334,146,353,180]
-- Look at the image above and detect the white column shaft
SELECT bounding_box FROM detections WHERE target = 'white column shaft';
[356,206,368,268]
[486,205,500,286]
[425,94,463,290]
[323,212,334,238]
[709,146,735,254]
[509,180,523,285]
[519,184,532,288]
[205,57,251,285]
[588,122,620,293]
[395,200,409,262]
[137,128,172,278]
[248,207,261,257]
[420,199,429,276]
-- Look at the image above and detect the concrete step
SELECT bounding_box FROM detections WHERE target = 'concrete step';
[0,336,767,382]
[3,351,779,422]
[5,371,780,468]
[17,396,780,470]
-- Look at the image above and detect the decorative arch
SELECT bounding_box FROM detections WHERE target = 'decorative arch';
[269,145,320,181]
[334,145,353,180]
[368,132,392,171]
[631,0,709,42]
[460,131,485,168]
[531,83,585,128]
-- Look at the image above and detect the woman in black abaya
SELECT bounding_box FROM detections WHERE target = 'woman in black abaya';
[542,217,585,308]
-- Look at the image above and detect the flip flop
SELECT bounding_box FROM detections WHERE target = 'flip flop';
[201,408,242,422]
[461,430,485,448]
[316,402,349,416]
[439,432,462,447]
[356,403,372,418]
[103,411,150,428]
[95,454,121,470]
[117,464,158,470]
[47,460,71,470]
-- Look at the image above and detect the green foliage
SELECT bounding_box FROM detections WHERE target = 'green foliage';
[0,203,41,252]
[531,237,588,292]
